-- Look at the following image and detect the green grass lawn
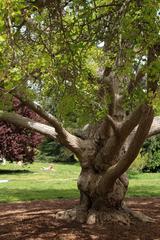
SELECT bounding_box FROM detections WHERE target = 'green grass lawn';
[0,162,159,202]
[128,171,160,197]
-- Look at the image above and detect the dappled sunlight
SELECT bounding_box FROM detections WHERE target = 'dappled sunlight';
[0,198,159,240]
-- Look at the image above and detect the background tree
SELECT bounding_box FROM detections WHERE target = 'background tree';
[0,0,160,224]
[0,98,43,163]
[37,138,77,163]
[142,135,160,172]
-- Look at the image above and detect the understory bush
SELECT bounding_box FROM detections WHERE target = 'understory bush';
[0,98,43,163]
[141,136,160,172]
[36,138,77,163]
[129,135,160,173]
[38,136,160,170]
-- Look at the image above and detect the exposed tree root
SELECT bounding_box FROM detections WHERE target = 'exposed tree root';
[124,207,155,223]
[55,205,154,225]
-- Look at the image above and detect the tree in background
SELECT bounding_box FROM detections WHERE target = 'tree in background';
[0,0,160,225]
[37,138,77,163]
[0,98,43,163]
[142,135,160,172]
[129,136,160,173]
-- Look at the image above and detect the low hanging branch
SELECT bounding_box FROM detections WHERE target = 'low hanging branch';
[0,110,57,139]
[14,92,65,134]
[1,86,84,157]
[0,91,83,158]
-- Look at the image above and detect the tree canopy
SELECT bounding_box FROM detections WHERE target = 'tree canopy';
[0,0,159,126]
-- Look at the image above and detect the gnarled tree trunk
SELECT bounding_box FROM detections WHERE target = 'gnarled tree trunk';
[55,103,154,225]
[76,167,129,224]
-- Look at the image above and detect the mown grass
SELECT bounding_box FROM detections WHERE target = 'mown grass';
[128,172,160,197]
[0,162,80,202]
[0,162,159,202]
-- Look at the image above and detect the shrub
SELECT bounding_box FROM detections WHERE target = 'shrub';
[0,98,43,163]
[142,136,160,172]
[142,151,160,172]
[37,138,77,163]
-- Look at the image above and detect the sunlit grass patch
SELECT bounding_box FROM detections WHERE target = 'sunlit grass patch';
[0,162,159,202]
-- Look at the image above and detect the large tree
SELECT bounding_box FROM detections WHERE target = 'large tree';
[0,0,160,224]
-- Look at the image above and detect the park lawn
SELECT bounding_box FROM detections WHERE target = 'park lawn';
[0,162,80,202]
[0,162,159,202]
[128,172,160,197]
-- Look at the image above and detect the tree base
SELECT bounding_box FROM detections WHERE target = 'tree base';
[55,205,154,225]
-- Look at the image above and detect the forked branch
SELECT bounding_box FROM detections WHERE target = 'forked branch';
[0,91,83,157]
[106,106,153,182]
[119,104,147,140]
[9,90,83,156]
[105,115,120,135]
[98,105,154,193]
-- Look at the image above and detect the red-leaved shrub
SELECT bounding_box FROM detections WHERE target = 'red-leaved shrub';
[0,98,43,163]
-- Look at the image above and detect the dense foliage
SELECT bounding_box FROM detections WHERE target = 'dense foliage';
[142,136,160,172]
[129,136,160,173]
[0,98,43,162]
[0,1,160,124]
[37,138,77,163]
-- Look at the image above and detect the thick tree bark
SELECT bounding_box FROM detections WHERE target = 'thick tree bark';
[55,105,155,225]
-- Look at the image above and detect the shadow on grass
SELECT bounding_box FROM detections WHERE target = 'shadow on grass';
[0,188,80,202]
[0,169,33,174]
[0,186,159,202]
